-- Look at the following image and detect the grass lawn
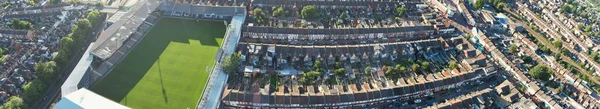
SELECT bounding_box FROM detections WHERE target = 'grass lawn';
[92,17,225,109]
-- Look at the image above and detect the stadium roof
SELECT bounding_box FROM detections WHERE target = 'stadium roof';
[61,43,94,96]
[160,1,245,16]
[90,0,160,60]
[54,88,130,109]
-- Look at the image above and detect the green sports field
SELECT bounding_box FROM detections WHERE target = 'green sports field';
[92,17,225,109]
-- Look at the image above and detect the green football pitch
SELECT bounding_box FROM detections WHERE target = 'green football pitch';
[92,17,225,109]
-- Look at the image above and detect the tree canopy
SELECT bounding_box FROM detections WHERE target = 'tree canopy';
[448,60,458,70]
[334,68,345,77]
[22,80,45,104]
[386,65,406,79]
[35,61,57,81]
[1,96,24,109]
[299,71,321,85]
[86,10,101,27]
[509,45,518,54]
[364,66,372,74]
[475,0,485,10]
[59,37,74,56]
[301,5,318,19]
[395,6,406,16]
[272,6,284,17]
[411,64,420,73]
[591,52,600,62]
[253,8,266,24]
[313,60,322,71]
[9,19,32,30]
[0,55,6,64]
[420,61,430,71]
[552,40,563,48]
[530,64,552,81]
[222,53,242,74]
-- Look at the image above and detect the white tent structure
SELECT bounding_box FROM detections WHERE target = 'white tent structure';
[54,88,130,109]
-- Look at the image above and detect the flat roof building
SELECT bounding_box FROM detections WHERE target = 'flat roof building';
[54,88,130,109]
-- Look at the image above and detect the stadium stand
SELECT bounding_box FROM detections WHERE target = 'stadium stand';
[160,1,245,20]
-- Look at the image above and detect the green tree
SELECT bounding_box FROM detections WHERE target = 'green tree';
[464,34,471,39]
[28,0,35,6]
[86,10,101,27]
[552,41,563,48]
[1,96,24,109]
[334,62,342,69]
[334,68,345,77]
[299,71,321,85]
[395,65,406,72]
[272,6,284,17]
[509,45,518,54]
[475,0,485,10]
[0,55,6,64]
[301,5,318,19]
[384,66,393,76]
[561,4,573,13]
[8,19,32,30]
[68,22,90,48]
[540,46,550,54]
[400,66,407,72]
[364,66,372,74]
[253,8,266,24]
[396,6,406,16]
[73,19,92,42]
[313,60,322,70]
[448,60,458,70]
[420,61,430,71]
[384,65,403,79]
[22,80,45,104]
[561,48,570,56]
[53,51,69,67]
[591,52,600,61]
[530,64,552,81]
[411,64,420,73]
[35,61,57,81]
[585,25,593,32]
[59,37,74,56]
[222,53,241,75]
[496,2,506,10]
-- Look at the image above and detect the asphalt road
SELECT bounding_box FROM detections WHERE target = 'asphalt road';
[378,75,504,108]
[30,17,107,109]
